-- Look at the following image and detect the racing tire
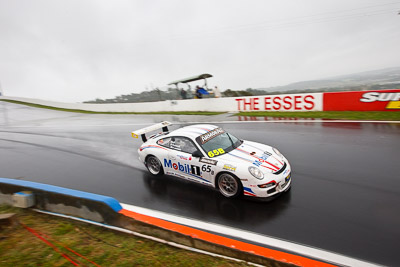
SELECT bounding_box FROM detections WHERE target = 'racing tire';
[217,173,242,198]
[145,155,164,176]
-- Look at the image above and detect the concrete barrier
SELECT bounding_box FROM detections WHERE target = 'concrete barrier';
[3,89,399,112]
[0,93,323,112]
[0,178,122,224]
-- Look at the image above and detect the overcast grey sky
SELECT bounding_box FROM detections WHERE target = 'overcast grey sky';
[0,0,399,102]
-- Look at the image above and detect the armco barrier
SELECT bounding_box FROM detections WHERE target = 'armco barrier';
[323,89,400,111]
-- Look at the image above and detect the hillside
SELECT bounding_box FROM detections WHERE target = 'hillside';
[258,67,400,93]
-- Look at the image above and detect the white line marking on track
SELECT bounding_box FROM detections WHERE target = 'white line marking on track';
[121,203,382,267]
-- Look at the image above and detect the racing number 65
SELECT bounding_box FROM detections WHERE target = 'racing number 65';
[207,148,225,158]
[201,165,211,173]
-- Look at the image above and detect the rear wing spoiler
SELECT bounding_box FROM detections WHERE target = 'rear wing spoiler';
[131,121,172,142]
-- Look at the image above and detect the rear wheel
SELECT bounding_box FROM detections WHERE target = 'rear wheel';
[145,155,164,176]
[217,173,242,198]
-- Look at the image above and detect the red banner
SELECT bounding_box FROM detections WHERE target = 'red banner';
[323,89,400,111]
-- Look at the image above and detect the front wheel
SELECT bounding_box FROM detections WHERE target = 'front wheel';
[217,173,242,198]
[145,155,164,176]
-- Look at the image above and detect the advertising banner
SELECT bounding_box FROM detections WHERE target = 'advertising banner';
[235,93,323,111]
[323,89,400,111]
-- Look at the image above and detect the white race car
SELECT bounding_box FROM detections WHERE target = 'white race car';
[132,122,291,199]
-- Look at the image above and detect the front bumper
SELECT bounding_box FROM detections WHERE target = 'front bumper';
[243,165,292,199]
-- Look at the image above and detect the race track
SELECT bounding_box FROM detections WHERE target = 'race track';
[1,101,399,266]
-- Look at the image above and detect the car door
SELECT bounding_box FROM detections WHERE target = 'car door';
[158,136,190,178]
[167,137,213,186]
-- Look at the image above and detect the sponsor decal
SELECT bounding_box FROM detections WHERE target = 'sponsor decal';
[199,158,218,165]
[240,179,248,181]
[199,128,225,144]
[253,153,280,170]
[252,160,262,167]
[236,147,279,171]
[207,148,225,158]
[263,151,272,157]
[170,142,182,150]
[260,153,270,161]
[283,168,290,176]
[223,164,237,172]
[164,159,201,176]
[132,133,139,138]
[177,155,191,161]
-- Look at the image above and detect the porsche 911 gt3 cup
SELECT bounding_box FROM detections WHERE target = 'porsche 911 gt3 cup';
[132,121,291,199]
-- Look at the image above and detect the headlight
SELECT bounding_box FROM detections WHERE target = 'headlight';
[272,147,283,158]
[248,166,264,180]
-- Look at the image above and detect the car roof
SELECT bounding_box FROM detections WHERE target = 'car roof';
[168,124,219,140]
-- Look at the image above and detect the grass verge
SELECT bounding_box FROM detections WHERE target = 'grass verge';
[235,111,400,121]
[0,205,251,267]
[0,100,224,116]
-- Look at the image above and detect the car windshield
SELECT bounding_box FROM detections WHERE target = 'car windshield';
[196,128,242,158]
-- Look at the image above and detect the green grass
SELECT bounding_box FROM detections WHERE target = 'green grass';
[0,99,224,116]
[0,205,252,267]
[235,111,400,121]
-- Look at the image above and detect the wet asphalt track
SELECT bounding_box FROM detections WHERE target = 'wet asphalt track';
[1,101,400,266]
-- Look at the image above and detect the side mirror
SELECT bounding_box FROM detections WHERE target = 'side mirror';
[192,150,203,158]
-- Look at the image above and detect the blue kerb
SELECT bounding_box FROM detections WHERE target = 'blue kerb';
[0,178,122,212]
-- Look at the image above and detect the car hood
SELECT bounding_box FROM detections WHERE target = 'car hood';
[218,140,285,173]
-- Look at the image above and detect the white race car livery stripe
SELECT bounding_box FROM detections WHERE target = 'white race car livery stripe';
[191,126,213,132]
[243,143,284,166]
[243,187,257,197]
[227,152,254,163]
[235,147,280,171]
[181,130,208,136]
[140,145,168,151]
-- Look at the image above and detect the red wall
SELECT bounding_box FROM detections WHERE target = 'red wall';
[323,89,400,111]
